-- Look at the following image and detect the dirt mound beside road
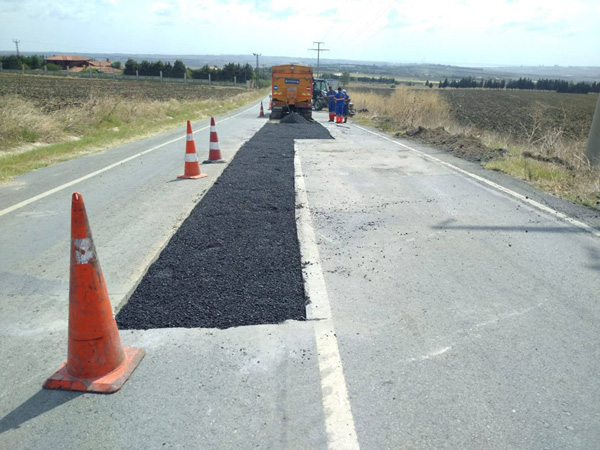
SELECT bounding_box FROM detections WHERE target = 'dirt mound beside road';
[401,126,507,162]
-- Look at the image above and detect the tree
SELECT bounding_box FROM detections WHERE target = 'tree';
[139,60,151,75]
[242,63,254,81]
[172,60,186,78]
[164,62,173,78]
[340,71,350,86]
[124,58,138,75]
[1,55,20,70]
[220,62,237,81]
[150,60,164,76]
[25,55,43,70]
[110,61,122,69]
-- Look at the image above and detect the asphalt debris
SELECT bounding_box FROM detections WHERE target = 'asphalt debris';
[280,113,311,124]
[116,122,331,330]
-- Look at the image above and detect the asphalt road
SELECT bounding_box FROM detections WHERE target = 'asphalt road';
[1,104,600,449]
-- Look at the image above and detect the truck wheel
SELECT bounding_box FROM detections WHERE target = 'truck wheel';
[270,111,282,120]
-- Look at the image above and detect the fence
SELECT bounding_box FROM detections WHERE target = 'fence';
[0,64,254,88]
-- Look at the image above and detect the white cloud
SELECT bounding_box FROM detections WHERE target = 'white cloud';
[1,0,598,66]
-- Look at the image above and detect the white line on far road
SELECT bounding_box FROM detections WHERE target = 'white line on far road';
[0,103,261,217]
[295,150,360,450]
[353,124,600,239]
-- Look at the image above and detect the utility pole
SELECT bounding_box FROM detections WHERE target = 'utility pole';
[252,53,260,88]
[585,93,600,167]
[13,39,20,57]
[308,41,329,78]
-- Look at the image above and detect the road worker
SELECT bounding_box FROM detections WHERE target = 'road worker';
[342,89,351,123]
[326,86,336,122]
[334,87,346,123]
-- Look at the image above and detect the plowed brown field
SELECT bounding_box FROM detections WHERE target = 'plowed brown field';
[0,74,245,112]
[439,89,596,141]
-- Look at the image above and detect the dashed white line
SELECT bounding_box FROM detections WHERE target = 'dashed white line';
[295,149,360,450]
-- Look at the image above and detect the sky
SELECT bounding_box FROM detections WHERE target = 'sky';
[1,0,599,67]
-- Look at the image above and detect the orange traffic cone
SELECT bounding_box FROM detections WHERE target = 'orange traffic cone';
[268,100,272,110]
[203,117,225,164]
[43,193,145,393]
[178,121,208,179]
[259,101,265,118]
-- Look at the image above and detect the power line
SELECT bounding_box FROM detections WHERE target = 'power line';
[308,41,329,78]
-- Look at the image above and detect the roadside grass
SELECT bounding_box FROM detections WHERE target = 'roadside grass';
[352,86,452,132]
[0,89,268,182]
[353,86,600,210]
[485,155,600,208]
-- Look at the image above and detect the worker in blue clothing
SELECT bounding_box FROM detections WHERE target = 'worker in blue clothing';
[342,89,351,123]
[326,86,336,122]
[334,87,346,123]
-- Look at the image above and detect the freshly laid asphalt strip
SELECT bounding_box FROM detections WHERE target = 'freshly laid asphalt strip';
[116,122,332,329]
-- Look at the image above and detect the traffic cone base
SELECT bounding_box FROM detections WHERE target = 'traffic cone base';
[178,172,208,178]
[44,347,145,394]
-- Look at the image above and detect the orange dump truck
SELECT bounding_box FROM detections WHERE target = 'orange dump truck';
[270,64,313,120]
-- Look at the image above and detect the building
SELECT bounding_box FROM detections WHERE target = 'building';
[44,55,116,73]
[44,55,91,70]
[88,59,112,73]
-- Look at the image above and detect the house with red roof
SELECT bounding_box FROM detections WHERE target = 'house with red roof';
[44,55,116,73]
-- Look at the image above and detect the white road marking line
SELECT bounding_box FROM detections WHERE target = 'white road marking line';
[295,150,360,450]
[0,104,261,217]
[353,124,600,238]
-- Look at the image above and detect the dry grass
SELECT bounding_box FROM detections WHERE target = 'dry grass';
[352,86,452,131]
[0,95,64,147]
[0,89,267,181]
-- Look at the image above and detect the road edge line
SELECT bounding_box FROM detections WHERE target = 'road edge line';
[0,103,261,217]
[295,146,360,450]
[352,124,600,238]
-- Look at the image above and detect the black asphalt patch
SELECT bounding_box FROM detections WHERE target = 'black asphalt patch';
[116,122,332,330]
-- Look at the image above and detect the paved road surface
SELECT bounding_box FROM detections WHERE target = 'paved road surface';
[1,105,600,449]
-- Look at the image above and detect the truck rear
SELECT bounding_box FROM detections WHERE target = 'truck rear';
[270,64,313,120]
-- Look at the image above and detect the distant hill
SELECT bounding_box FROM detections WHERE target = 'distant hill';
[2,51,599,82]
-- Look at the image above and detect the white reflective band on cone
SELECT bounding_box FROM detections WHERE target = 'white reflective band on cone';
[210,126,217,132]
[186,134,193,141]
[185,153,198,162]
[209,142,220,150]
[74,238,94,264]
